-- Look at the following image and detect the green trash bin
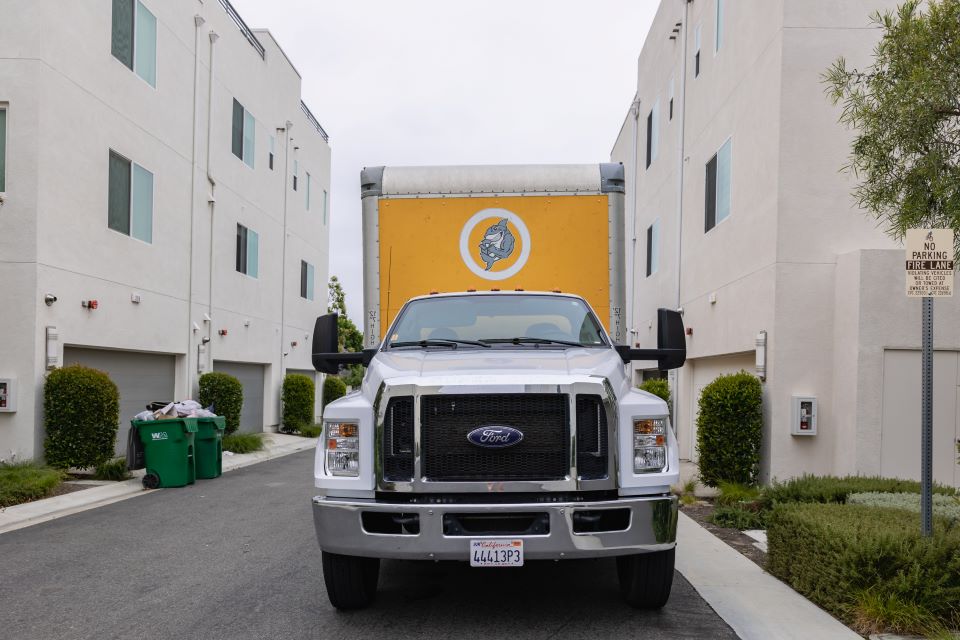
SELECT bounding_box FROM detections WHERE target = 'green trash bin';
[134,418,197,489]
[195,416,225,479]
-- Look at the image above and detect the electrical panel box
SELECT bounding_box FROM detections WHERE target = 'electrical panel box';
[0,378,17,412]
[791,396,817,436]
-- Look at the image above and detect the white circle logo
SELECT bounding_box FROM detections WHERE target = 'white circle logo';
[459,209,532,281]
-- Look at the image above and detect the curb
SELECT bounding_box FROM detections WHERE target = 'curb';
[676,511,861,640]
[0,436,317,536]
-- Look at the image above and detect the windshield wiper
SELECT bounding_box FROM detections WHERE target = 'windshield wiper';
[481,337,585,347]
[389,339,491,349]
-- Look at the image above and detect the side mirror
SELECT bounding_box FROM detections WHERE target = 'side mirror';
[614,308,686,370]
[311,314,377,374]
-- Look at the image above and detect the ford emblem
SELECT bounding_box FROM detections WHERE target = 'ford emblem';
[466,426,524,449]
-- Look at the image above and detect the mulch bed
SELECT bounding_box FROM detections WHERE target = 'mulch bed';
[680,501,769,569]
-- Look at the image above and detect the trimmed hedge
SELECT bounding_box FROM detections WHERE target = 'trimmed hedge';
[767,503,960,635]
[760,474,956,510]
[198,372,243,435]
[281,374,315,434]
[44,365,120,469]
[696,371,763,487]
[322,376,347,411]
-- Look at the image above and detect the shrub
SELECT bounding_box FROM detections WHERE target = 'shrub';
[760,474,956,510]
[281,374,314,434]
[93,457,130,481]
[198,372,243,435]
[298,423,323,438]
[715,481,762,507]
[222,433,264,454]
[767,503,960,635]
[322,376,347,411]
[696,370,763,487]
[0,461,65,507]
[44,365,120,469]
[847,492,960,524]
[638,378,671,404]
[710,504,767,530]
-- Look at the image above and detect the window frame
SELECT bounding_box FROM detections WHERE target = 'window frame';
[322,189,328,225]
[111,0,157,88]
[292,158,298,191]
[107,149,154,244]
[300,260,315,300]
[236,223,259,278]
[231,98,255,169]
[268,135,275,170]
[694,23,702,77]
[646,219,660,277]
[305,171,311,210]
[715,0,724,55]
[704,137,733,233]
[0,106,6,193]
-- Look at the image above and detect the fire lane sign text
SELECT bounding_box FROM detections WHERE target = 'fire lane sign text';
[906,229,954,298]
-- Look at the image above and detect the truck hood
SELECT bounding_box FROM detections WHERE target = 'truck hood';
[364,347,628,391]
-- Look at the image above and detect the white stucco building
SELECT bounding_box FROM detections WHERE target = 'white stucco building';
[0,0,331,462]
[613,0,960,485]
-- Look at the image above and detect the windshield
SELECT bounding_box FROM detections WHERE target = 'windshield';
[386,295,608,349]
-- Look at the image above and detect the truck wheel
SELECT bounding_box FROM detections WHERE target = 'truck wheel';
[616,547,675,609]
[321,551,380,610]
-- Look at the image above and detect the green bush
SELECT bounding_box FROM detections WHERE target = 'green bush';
[198,372,243,435]
[93,457,130,481]
[696,371,763,487]
[767,503,960,635]
[761,474,956,510]
[638,378,671,405]
[847,492,960,524]
[44,365,120,469]
[322,376,347,411]
[710,504,767,530]
[298,423,323,438]
[715,481,762,506]
[281,374,315,434]
[0,461,65,507]
[222,433,264,454]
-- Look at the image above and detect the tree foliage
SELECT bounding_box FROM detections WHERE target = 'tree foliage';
[824,0,960,255]
[327,275,365,389]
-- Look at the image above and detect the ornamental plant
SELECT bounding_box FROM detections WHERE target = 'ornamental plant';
[198,372,243,435]
[322,376,347,412]
[696,370,763,487]
[44,365,120,469]
[282,373,315,434]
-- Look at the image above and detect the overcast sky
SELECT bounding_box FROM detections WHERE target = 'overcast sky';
[229,0,658,319]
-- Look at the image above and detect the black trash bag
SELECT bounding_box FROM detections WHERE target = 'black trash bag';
[126,423,145,471]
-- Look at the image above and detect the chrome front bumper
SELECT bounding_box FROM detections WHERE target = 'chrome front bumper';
[312,494,677,561]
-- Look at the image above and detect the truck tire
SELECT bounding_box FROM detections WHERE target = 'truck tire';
[321,551,380,610]
[616,547,675,609]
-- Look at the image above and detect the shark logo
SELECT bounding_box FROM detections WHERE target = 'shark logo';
[459,208,532,281]
[478,219,516,270]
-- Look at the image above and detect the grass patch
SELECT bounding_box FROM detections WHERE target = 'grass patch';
[679,494,698,506]
[710,504,767,530]
[716,481,762,506]
[93,457,130,481]
[767,503,960,636]
[297,424,323,438]
[0,461,65,507]
[222,433,265,454]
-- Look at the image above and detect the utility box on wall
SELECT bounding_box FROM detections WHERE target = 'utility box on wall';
[791,396,817,436]
[0,378,17,412]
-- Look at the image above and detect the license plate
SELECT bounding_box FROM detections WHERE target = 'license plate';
[470,539,524,567]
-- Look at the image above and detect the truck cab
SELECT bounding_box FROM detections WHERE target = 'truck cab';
[311,164,685,610]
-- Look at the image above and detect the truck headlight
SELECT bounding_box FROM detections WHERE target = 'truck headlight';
[325,422,359,476]
[633,418,666,473]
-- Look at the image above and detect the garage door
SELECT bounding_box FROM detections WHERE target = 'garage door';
[213,361,265,433]
[880,350,959,487]
[63,347,176,456]
[286,369,320,424]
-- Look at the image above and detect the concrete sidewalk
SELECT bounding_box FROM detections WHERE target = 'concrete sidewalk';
[0,433,317,536]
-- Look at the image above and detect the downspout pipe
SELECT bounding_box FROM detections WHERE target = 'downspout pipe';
[673,0,692,441]
[628,94,641,348]
[186,14,205,396]
[279,121,293,409]
[206,30,219,371]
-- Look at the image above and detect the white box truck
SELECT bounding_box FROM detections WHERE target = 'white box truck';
[311,163,686,610]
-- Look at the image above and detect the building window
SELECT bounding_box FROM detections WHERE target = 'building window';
[300,260,315,300]
[108,150,153,243]
[236,223,259,277]
[0,108,6,192]
[645,99,659,169]
[292,159,298,191]
[715,0,724,54]
[268,135,275,170]
[305,172,311,210]
[694,24,702,77]
[111,0,157,87]
[322,189,328,225]
[705,138,732,232]
[668,77,674,121]
[231,99,255,168]
[646,219,660,277]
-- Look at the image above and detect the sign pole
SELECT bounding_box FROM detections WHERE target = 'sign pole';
[920,296,933,538]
